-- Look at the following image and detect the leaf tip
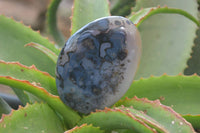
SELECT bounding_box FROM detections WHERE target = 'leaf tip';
[0,108,15,123]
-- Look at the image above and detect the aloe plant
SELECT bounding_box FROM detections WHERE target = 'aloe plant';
[0,0,200,132]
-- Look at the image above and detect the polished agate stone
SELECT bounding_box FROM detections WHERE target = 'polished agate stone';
[56,16,141,114]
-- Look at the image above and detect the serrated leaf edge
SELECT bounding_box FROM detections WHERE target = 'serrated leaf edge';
[0,14,58,52]
[117,106,168,133]
[119,96,195,131]
[0,76,81,128]
[25,42,58,63]
[0,102,35,124]
[137,73,199,81]
[90,107,157,133]
[129,6,200,27]
[184,25,200,74]
[64,124,102,133]
[0,60,54,80]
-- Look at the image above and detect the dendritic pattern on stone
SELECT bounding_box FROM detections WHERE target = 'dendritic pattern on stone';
[56,16,141,114]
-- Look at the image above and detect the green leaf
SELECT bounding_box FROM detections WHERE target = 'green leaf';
[11,88,35,105]
[123,74,200,115]
[0,103,65,133]
[0,76,81,128]
[111,0,136,16]
[129,6,199,27]
[110,129,137,133]
[132,0,198,79]
[71,0,110,35]
[65,124,104,133]
[118,107,167,132]
[25,42,58,64]
[115,97,195,132]
[184,27,200,75]
[47,0,65,46]
[0,15,59,76]
[183,114,200,130]
[78,108,158,133]
[0,97,11,118]
[0,60,58,104]
[0,61,58,95]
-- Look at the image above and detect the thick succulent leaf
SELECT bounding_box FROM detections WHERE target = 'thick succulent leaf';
[184,27,200,75]
[0,97,11,118]
[70,0,110,35]
[65,124,104,133]
[132,0,198,79]
[183,114,200,130]
[123,74,200,115]
[78,108,157,133]
[0,60,57,104]
[115,97,195,133]
[0,76,81,128]
[111,129,137,133]
[111,0,136,16]
[117,107,167,132]
[0,103,65,133]
[25,42,58,64]
[129,6,199,27]
[11,88,34,105]
[47,0,65,46]
[0,61,58,95]
[0,15,59,76]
